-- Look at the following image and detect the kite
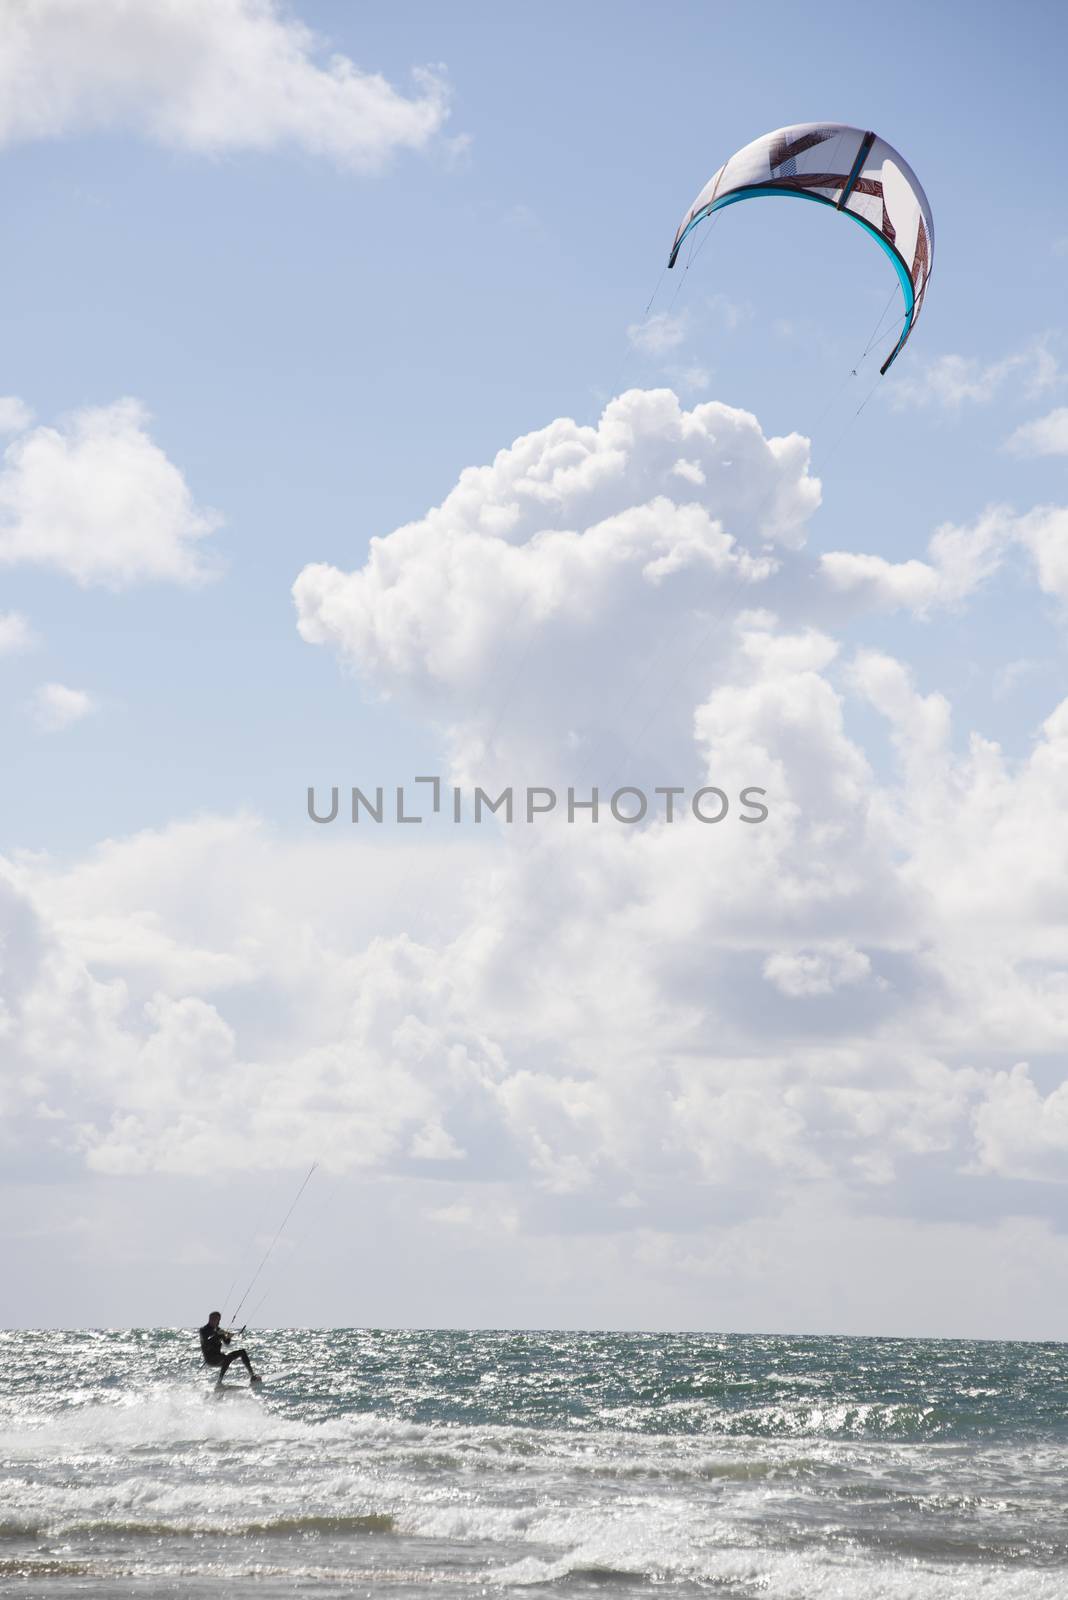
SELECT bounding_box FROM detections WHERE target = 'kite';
[669,124,934,372]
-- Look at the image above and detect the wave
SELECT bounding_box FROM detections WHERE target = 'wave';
[490,1542,1068,1598]
[37,1511,396,1539]
[0,1559,99,1580]
[688,1399,985,1441]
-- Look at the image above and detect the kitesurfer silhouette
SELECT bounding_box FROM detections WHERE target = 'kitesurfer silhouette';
[198,1311,260,1386]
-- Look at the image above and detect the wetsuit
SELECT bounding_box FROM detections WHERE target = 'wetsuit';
[199,1323,253,1380]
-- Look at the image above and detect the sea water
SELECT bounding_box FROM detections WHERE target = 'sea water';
[2,1328,1067,1597]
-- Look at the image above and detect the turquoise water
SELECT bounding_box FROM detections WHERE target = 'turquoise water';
[3,1329,1068,1596]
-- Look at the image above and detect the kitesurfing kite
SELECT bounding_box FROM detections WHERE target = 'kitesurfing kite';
[669,123,934,372]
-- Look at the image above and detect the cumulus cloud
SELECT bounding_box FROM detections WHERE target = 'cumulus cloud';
[0,398,221,587]
[297,394,1068,1207]
[763,944,872,998]
[31,682,96,732]
[0,611,35,654]
[1010,506,1068,603]
[8,635,1068,1203]
[627,299,745,377]
[822,503,1068,617]
[1007,406,1068,458]
[669,364,712,394]
[294,389,818,779]
[820,507,1008,615]
[973,1064,1068,1183]
[0,823,500,1177]
[627,312,688,355]
[0,0,449,171]
[891,339,1059,412]
[9,384,1068,1329]
[0,396,33,434]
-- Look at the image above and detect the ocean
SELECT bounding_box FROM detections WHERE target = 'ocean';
[2,1328,1067,1597]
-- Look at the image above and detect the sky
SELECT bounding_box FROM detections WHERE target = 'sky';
[3,0,1068,1336]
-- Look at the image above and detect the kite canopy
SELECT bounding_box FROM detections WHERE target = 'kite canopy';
[669,123,934,373]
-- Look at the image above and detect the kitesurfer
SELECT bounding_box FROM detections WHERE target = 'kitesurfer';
[199,1311,260,1385]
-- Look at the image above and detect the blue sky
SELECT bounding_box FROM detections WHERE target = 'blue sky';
[5,0,1068,1334]
[2,0,1066,852]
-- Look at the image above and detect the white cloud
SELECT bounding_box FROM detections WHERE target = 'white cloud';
[973,1064,1068,1182]
[9,385,1068,1334]
[993,658,1040,702]
[0,396,33,434]
[627,297,743,369]
[31,682,95,732]
[669,364,711,394]
[1011,506,1068,603]
[821,503,1068,618]
[294,388,818,778]
[763,944,871,998]
[820,549,944,612]
[705,292,749,332]
[288,394,1068,1207]
[9,637,1068,1199]
[0,611,35,654]
[0,0,449,171]
[821,507,1008,616]
[1007,406,1068,458]
[0,398,221,588]
[891,340,1060,412]
[627,312,688,356]
[671,458,705,486]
